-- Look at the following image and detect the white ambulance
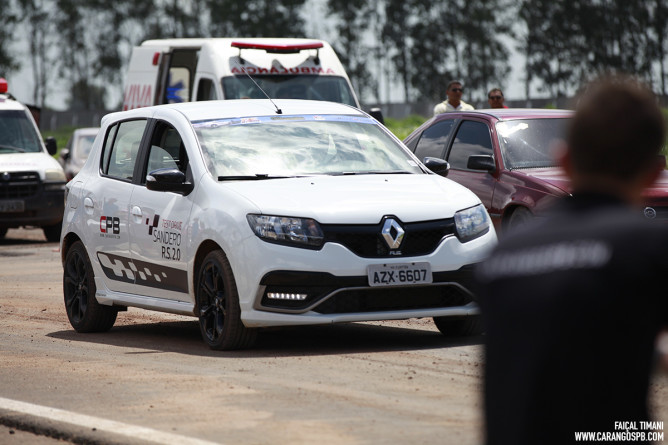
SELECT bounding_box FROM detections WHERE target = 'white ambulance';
[123,38,374,115]
[0,78,66,242]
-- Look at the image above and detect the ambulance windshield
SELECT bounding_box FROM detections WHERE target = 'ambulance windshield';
[222,75,357,107]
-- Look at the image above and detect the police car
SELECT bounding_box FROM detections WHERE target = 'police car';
[0,78,66,241]
[60,99,496,349]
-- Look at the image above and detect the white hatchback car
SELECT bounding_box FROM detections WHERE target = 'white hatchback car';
[61,99,497,349]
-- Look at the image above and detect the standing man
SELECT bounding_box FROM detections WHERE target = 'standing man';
[433,80,474,115]
[487,88,508,108]
[477,76,668,445]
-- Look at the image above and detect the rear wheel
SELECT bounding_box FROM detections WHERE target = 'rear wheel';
[196,250,257,350]
[63,241,117,332]
[433,315,483,337]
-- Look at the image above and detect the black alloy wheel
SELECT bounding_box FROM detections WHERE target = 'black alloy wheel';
[63,241,117,332]
[196,250,256,350]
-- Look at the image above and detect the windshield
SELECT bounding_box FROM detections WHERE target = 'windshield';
[0,110,43,153]
[496,118,570,169]
[74,134,96,159]
[222,75,357,107]
[193,115,422,178]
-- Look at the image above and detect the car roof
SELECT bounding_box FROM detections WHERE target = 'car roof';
[442,108,573,120]
[73,127,100,134]
[0,95,28,111]
[103,99,365,125]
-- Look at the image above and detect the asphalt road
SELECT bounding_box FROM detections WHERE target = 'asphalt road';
[0,228,666,445]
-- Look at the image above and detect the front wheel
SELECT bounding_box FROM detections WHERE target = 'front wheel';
[196,250,257,350]
[433,315,483,337]
[505,207,533,232]
[43,221,62,242]
[63,241,117,332]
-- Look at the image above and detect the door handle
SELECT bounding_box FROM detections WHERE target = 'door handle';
[131,206,143,223]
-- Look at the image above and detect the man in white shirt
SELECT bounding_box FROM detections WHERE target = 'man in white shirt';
[433,81,475,115]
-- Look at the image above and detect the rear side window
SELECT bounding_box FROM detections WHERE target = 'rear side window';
[413,119,455,161]
[101,120,148,180]
[196,78,217,101]
[447,121,494,170]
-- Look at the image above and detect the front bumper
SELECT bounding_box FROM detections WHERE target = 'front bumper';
[232,229,495,327]
[255,266,477,314]
[0,187,65,228]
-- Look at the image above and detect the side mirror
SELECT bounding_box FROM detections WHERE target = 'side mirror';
[467,155,495,172]
[59,148,70,162]
[146,168,194,195]
[423,157,450,177]
[45,137,57,155]
[368,107,384,125]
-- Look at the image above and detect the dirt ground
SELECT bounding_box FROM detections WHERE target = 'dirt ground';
[0,227,666,445]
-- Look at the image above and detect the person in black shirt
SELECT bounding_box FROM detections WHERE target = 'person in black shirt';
[477,76,668,444]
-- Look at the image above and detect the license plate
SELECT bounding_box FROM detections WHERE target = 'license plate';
[0,200,24,213]
[368,262,432,287]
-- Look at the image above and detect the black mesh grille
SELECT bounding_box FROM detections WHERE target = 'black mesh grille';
[313,284,471,314]
[323,218,455,258]
[0,171,40,199]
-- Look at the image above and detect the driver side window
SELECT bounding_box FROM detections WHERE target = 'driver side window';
[142,122,189,184]
[447,121,494,170]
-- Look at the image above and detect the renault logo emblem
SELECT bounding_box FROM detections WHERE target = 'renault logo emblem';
[381,218,405,250]
[644,207,657,219]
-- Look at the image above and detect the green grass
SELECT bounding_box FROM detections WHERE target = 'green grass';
[42,126,76,156]
[384,114,428,141]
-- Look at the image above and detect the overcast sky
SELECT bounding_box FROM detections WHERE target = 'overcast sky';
[4,0,526,111]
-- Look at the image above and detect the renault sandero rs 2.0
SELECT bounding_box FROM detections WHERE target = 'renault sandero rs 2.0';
[60,99,496,349]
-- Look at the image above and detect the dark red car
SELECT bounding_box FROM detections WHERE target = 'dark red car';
[404,109,668,232]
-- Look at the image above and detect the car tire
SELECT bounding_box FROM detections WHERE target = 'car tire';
[63,241,118,332]
[196,250,257,350]
[43,222,62,242]
[433,315,483,337]
[507,207,533,231]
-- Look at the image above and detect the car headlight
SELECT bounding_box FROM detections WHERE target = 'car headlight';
[454,204,490,242]
[44,168,67,191]
[45,168,66,182]
[247,214,325,249]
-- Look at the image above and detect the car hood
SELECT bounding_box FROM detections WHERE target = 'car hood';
[221,174,480,224]
[512,167,668,200]
[513,167,572,195]
[0,152,64,179]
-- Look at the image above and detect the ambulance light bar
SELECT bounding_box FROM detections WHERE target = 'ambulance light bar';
[231,41,324,54]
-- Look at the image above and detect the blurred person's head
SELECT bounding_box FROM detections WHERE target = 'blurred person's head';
[563,75,666,202]
[488,88,505,108]
[446,81,464,107]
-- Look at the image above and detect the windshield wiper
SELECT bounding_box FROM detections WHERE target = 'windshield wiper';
[218,174,294,181]
[0,144,26,153]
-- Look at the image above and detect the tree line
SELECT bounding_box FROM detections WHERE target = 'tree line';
[1,0,667,109]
